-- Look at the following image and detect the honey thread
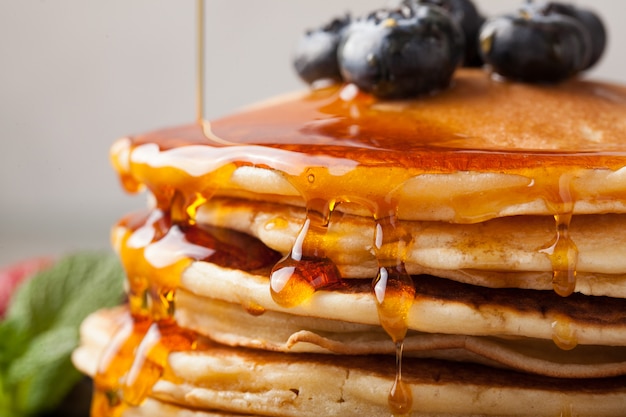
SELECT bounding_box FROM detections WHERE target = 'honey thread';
[92,3,210,414]
[388,341,413,417]
[196,0,205,125]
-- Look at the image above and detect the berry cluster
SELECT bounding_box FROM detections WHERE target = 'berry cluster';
[293,1,606,98]
[479,2,606,83]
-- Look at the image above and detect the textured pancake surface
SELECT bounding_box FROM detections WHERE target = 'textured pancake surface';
[112,69,626,223]
[78,69,626,417]
[74,308,626,417]
[194,197,626,295]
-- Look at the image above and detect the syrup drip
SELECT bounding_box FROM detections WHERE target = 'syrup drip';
[372,214,415,414]
[372,263,415,414]
[93,315,198,417]
[185,192,208,225]
[560,402,574,417]
[96,208,279,416]
[551,314,579,351]
[542,175,579,298]
[119,210,206,320]
[270,199,342,307]
[94,209,202,416]
[372,263,415,343]
[92,316,141,417]
[244,300,266,316]
[372,215,414,341]
[388,341,413,417]
[547,213,579,297]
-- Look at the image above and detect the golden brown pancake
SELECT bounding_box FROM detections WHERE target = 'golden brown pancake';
[112,69,626,224]
[75,308,626,417]
[192,196,626,296]
[75,69,626,416]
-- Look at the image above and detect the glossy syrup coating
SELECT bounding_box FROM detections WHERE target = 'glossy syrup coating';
[97,69,626,416]
[131,70,626,161]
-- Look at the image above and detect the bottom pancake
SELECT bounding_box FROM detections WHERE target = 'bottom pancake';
[122,398,261,417]
[73,308,626,417]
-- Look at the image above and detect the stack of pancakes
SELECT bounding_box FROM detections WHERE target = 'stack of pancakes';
[73,69,626,416]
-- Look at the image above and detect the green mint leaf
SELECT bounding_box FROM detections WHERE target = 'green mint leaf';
[9,327,80,415]
[0,252,125,416]
[8,325,78,383]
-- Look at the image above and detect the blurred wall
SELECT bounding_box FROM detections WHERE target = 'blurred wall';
[1,0,624,265]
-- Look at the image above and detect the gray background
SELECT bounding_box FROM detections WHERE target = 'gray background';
[1,0,625,266]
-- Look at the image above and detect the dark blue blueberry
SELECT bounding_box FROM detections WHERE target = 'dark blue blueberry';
[403,0,485,67]
[540,2,606,70]
[337,5,465,98]
[479,7,592,83]
[293,15,351,85]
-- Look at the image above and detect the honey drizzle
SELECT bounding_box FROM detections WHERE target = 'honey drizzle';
[267,160,417,413]
[533,174,582,353]
[270,198,342,307]
[93,4,288,414]
[96,207,281,416]
[195,0,205,124]
[560,401,574,417]
[388,342,413,417]
[551,314,579,351]
[542,174,579,298]
[93,208,202,416]
[548,212,579,298]
[106,0,213,362]
[93,315,198,417]
[372,211,416,414]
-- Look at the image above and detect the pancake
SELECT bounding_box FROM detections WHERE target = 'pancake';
[112,70,626,225]
[175,260,626,348]
[191,196,626,295]
[122,399,261,417]
[174,288,626,379]
[74,68,626,416]
[74,308,626,417]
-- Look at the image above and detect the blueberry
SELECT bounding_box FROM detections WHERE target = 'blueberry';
[479,7,592,83]
[403,0,485,67]
[337,5,465,98]
[293,15,351,85]
[540,2,606,70]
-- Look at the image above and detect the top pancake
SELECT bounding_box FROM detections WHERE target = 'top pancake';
[209,69,626,155]
[112,69,626,223]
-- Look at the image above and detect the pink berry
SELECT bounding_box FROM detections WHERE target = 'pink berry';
[0,257,54,318]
